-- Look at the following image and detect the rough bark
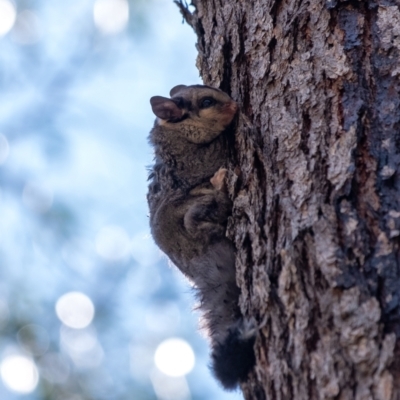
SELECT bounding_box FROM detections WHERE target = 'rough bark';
[177,1,400,399]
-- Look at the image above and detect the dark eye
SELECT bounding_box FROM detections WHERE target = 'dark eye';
[200,97,215,109]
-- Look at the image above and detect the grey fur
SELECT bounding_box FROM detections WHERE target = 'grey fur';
[147,85,255,389]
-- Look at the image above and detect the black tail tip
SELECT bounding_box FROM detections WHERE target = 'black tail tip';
[211,322,256,390]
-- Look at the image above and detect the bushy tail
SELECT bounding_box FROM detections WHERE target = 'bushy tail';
[211,318,256,390]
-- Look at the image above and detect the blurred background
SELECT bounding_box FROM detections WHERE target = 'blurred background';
[0,0,243,399]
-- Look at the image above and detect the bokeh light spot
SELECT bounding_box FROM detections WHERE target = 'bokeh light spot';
[0,134,10,165]
[93,0,129,35]
[0,355,39,394]
[55,292,95,329]
[154,338,195,377]
[0,0,16,37]
[95,225,131,262]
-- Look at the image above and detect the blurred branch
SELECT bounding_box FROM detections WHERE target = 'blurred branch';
[174,1,195,27]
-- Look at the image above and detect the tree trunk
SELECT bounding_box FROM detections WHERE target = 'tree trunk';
[177,1,400,399]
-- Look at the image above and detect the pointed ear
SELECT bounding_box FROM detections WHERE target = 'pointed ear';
[169,85,187,97]
[150,96,183,120]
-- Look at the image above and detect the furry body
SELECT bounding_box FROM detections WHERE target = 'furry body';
[147,85,255,389]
